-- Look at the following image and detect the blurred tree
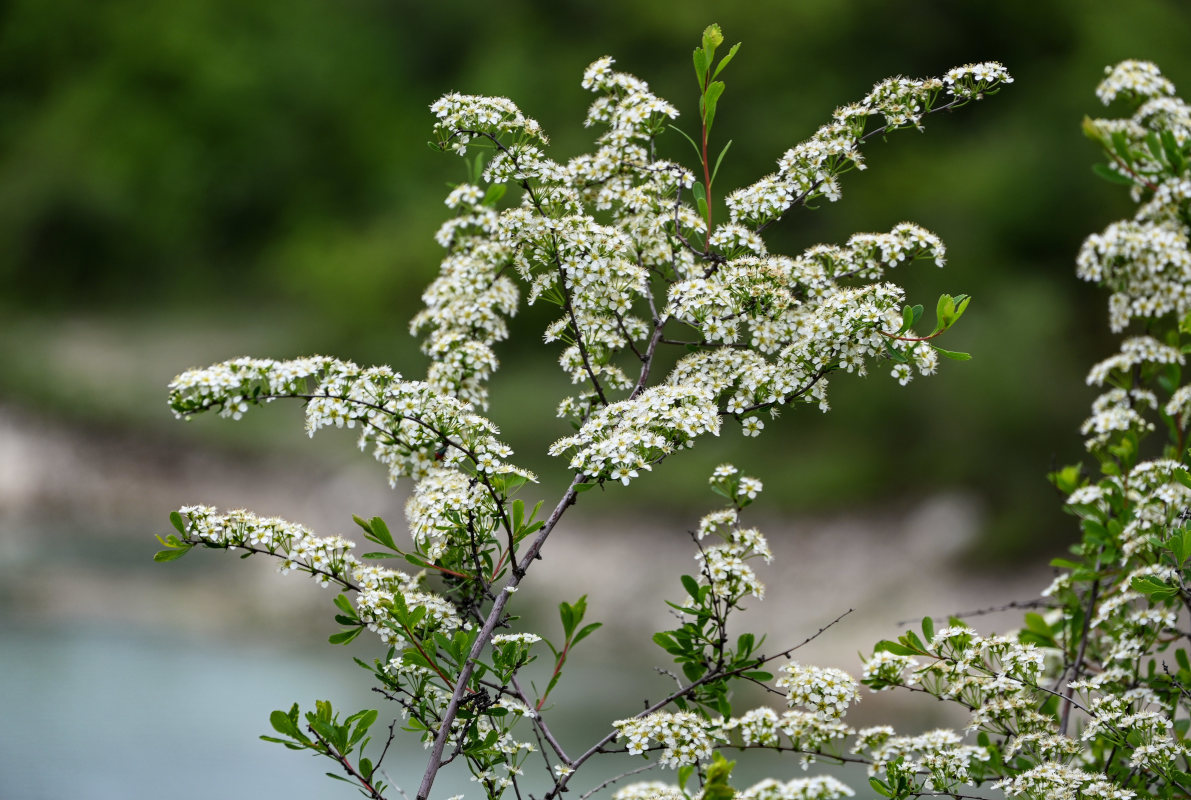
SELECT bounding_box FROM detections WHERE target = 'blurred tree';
[2,0,1189,559]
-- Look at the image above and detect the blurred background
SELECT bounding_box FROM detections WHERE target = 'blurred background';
[2,0,1190,797]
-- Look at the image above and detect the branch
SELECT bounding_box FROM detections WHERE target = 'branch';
[546,609,852,799]
[307,725,388,800]
[577,764,660,800]
[415,473,585,800]
[1060,572,1100,736]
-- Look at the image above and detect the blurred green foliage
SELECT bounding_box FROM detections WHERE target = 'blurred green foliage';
[3,0,1190,560]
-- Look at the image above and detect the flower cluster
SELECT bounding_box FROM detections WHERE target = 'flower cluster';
[548,385,720,485]
[611,783,685,800]
[853,727,989,792]
[613,711,722,768]
[725,64,1010,227]
[993,763,1135,800]
[776,663,860,720]
[412,185,518,409]
[736,776,855,800]
[169,357,533,487]
[430,93,547,155]
[1080,61,1191,330]
[1096,59,1176,105]
[171,506,463,645]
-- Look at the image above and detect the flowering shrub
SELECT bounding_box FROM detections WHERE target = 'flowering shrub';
[162,24,1191,800]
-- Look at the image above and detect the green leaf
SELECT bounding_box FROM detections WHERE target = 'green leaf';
[933,293,952,333]
[334,593,356,617]
[681,574,701,600]
[653,631,681,654]
[153,544,192,562]
[932,346,972,361]
[884,342,908,363]
[1092,162,1136,186]
[403,552,431,569]
[1162,129,1185,172]
[1172,529,1191,564]
[693,48,709,85]
[710,139,733,186]
[559,601,575,637]
[1110,130,1131,161]
[701,23,724,58]
[169,510,186,535]
[870,778,893,798]
[573,481,597,493]
[329,627,364,646]
[349,709,378,747]
[874,639,918,656]
[668,124,703,163]
[1132,575,1180,601]
[742,670,773,681]
[702,80,725,129]
[482,183,507,206]
[260,735,306,750]
[900,305,915,334]
[920,616,935,643]
[270,708,300,738]
[368,517,397,551]
[512,499,525,535]
[711,42,741,80]
[572,621,602,647]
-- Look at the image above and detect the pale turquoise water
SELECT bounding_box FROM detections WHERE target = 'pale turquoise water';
[0,622,473,800]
